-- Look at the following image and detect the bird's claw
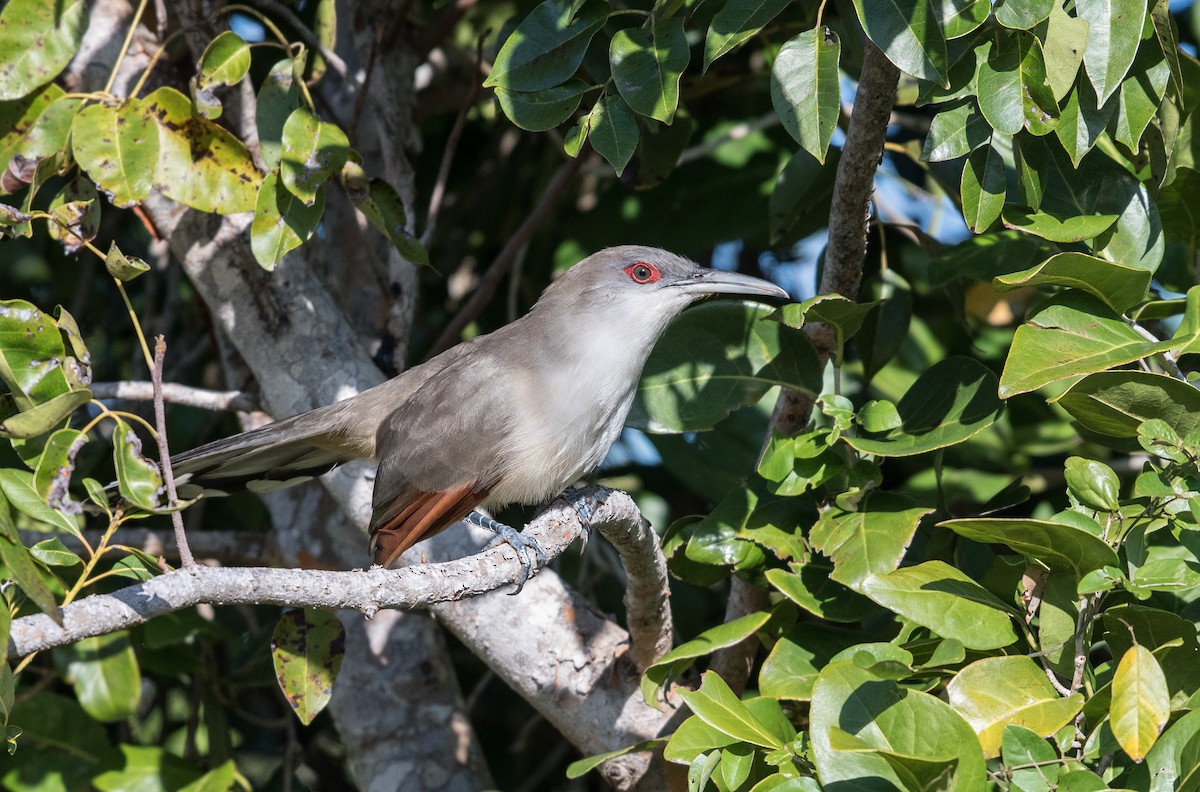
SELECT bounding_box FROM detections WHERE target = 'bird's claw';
[558,487,595,553]
[469,511,546,594]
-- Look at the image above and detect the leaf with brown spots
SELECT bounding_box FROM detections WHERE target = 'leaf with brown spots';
[141,87,262,214]
[272,608,346,725]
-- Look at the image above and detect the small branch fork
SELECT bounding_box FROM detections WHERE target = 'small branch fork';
[8,487,668,664]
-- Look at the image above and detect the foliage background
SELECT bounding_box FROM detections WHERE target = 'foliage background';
[3,0,1200,790]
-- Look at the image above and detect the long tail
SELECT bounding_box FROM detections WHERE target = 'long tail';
[172,406,365,498]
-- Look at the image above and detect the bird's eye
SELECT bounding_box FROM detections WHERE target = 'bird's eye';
[624,262,661,284]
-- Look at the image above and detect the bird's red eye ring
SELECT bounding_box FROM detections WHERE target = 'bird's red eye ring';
[625,262,661,284]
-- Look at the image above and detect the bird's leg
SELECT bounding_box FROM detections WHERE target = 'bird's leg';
[468,510,547,593]
[555,486,595,552]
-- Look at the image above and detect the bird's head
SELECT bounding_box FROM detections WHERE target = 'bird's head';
[535,246,789,329]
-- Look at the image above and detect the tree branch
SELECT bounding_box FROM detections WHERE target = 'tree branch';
[710,41,901,693]
[90,381,255,412]
[593,505,672,672]
[769,42,901,435]
[8,489,627,657]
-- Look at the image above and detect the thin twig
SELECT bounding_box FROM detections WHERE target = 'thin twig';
[151,336,196,567]
[426,156,584,358]
[1128,319,1188,381]
[349,22,383,142]
[91,380,255,412]
[422,34,487,247]
[253,0,349,79]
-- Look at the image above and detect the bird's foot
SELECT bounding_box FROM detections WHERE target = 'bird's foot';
[468,510,547,594]
[556,486,595,552]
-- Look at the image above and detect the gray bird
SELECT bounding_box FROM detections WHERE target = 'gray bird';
[173,246,788,581]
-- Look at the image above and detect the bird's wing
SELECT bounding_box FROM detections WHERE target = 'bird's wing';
[367,348,515,565]
[171,405,365,496]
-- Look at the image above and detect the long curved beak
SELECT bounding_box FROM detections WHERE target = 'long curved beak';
[670,268,790,301]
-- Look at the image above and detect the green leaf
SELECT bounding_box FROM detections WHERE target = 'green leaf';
[961,138,1006,233]
[759,625,861,700]
[664,715,739,764]
[977,36,1024,135]
[1003,726,1061,790]
[937,0,989,38]
[765,566,875,623]
[998,292,1172,398]
[705,0,794,70]
[54,631,141,722]
[251,169,326,269]
[0,0,87,101]
[0,84,62,187]
[32,427,85,504]
[1055,80,1114,166]
[1001,204,1119,243]
[629,302,821,433]
[566,739,668,779]
[30,536,81,567]
[940,516,1119,577]
[280,107,350,207]
[770,27,841,163]
[678,671,785,749]
[1018,34,1060,134]
[495,79,588,131]
[583,93,639,176]
[810,660,986,790]
[257,57,302,171]
[946,656,1083,758]
[641,609,773,705]
[922,98,990,162]
[0,299,73,408]
[771,294,878,365]
[610,18,690,123]
[46,177,98,254]
[810,492,933,588]
[994,0,1055,29]
[1060,372,1200,439]
[179,760,239,792]
[993,252,1152,314]
[272,608,346,725]
[91,745,203,791]
[485,0,607,92]
[104,241,151,282]
[1111,644,1169,762]
[0,388,90,439]
[196,30,250,87]
[844,356,1004,456]
[769,148,838,245]
[859,561,1019,650]
[111,417,162,511]
[1112,42,1170,150]
[141,86,262,213]
[852,0,948,87]
[1077,0,1148,104]
[0,468,81,537]
[1043,4,1089,102]
[344,174,429,266]
[192,30,252,119]
[1063,456,1120,511]
[827,727,960,791]
[0,490,61,624]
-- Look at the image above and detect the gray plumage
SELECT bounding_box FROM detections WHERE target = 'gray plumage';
[172,246,788,566]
